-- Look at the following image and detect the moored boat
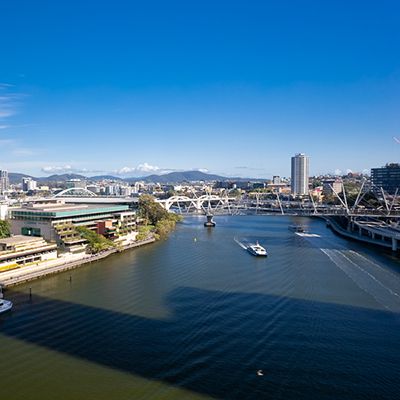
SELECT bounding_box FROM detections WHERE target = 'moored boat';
[0,299,13,314]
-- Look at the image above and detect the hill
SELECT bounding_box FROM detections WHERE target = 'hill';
[125,170,228,183]
[8,172,35,185]
[7,170,264,185]
[36,173,87,182]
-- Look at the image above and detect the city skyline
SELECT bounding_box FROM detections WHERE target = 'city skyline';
[1,1,400,178]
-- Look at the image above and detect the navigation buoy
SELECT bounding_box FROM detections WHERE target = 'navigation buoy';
[194,238,197,242]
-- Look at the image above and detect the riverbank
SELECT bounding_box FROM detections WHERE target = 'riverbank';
[324,216,397,251]
[0,237,155,288]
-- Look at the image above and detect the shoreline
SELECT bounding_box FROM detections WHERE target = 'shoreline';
[0,237,156,288]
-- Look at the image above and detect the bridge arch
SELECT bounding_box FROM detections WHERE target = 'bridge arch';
[53,187,98,198]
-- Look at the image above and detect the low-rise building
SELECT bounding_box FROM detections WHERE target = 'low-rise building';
[267,182,290,193]
[272,176,281,185]
[322,179,343,196]
[10,199,138,251]
[0,235,57,272]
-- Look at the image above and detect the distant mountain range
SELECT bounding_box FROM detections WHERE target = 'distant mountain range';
[8,170,264,185]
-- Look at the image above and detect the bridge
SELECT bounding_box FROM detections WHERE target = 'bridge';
[156,194,238,213]
[157,195,400,218]
[51,185,400,250]
[156,183,400,251]
[52,188,138,206]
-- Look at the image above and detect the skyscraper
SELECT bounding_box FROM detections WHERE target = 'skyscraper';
[291,153,309,196]
[0,170,9,195]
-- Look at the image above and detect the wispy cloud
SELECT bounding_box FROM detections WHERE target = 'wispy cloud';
[0,83,14,89]
[114,162,161,175]
[0,110,16,118]
[0,85,27,122]
[39,163,211,177]
[235,166,265,171]
[12,148,39,156]
[41,165,103,174]
[113,164,210,176]
[0,138,16,146]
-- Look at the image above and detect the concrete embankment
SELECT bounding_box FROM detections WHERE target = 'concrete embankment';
[324,217,394,250]
[0,237,156,288]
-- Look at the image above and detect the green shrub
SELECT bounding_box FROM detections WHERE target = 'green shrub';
[76,226,115,254]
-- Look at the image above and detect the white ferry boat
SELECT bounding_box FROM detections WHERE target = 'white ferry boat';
[247,242,268,257]
[0,299,13,314]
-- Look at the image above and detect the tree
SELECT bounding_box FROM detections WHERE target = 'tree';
[0,220,11,239]
[137,195,182,240]
[138,194,169,225]
[76,226,115,254]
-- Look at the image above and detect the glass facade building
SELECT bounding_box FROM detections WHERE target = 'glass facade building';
[371,163,400,194]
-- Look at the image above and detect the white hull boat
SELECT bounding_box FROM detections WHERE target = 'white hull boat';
[0,299,13,314]
[247,242,268,257]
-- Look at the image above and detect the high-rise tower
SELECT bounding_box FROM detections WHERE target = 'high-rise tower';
[0,170,9,195]
[291,153,309,196]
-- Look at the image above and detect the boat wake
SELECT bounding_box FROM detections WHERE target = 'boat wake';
[321,248,400,313]
[294,231,400,312]
[295,232,321,238]
[234,237,248,250]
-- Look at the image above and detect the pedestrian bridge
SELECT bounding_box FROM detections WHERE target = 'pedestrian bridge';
[156,195,238,212]
[157,195,400,218]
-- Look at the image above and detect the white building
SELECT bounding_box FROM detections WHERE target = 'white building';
[120,186,132,197]
[272,176,281,185]
[0,204,8,220]
[22,177,38,192]
[291,153,310,196]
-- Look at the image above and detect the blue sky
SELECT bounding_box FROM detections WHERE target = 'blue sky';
[0,0,399,178]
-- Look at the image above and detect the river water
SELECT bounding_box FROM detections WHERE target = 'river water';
[1,216,400,400]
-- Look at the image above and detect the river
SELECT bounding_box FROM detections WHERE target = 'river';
[1,215,400,399]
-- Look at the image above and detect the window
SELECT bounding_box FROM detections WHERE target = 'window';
[21,227,41,237]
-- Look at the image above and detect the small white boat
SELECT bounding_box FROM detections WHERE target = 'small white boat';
[0,299,13,314]
[247,242,268,257]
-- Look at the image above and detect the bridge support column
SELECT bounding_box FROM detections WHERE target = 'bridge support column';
[392,238,398,251]
[347,217,353,232]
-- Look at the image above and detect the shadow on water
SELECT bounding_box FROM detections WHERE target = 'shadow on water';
[1,287,400,400]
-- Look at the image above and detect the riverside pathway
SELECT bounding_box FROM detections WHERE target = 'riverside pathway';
[0,238,155,288]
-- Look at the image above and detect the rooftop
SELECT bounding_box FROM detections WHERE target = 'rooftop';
[0,235,44,246]
[12,203,130,218]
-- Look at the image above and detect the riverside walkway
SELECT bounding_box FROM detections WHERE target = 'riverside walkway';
[0,238,155,288]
